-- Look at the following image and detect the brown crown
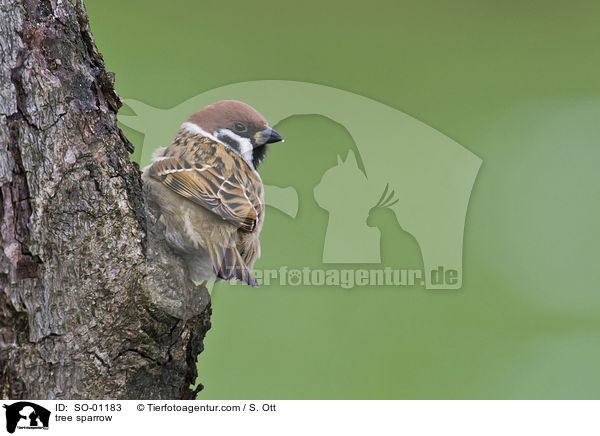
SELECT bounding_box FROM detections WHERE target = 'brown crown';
[186,100,268,133]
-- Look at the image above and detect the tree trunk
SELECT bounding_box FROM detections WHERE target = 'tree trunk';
[0,0,211,399]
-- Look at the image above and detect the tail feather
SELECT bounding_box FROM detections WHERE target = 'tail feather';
[206,244,258,287]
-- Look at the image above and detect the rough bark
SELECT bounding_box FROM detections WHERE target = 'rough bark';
[0,0,211,399]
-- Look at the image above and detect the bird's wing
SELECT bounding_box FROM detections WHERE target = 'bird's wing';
[147,156,263,232]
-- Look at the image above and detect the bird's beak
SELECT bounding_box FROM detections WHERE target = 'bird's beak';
[254,127,284,146]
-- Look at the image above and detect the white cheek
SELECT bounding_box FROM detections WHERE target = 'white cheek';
[215,128,254,164]
[238,138,253,162]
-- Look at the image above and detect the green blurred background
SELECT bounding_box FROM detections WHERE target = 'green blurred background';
[85,0,600,398]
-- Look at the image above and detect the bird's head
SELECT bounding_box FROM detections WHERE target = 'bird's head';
[185,100,283,168]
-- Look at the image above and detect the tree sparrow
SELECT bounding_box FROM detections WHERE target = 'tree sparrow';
[142,100,284,287]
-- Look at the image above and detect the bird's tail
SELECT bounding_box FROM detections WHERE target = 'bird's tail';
[206,244,259,287]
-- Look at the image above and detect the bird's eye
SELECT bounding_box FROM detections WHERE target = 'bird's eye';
[234,122,247,133]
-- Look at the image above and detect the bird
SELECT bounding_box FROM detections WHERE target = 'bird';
[142,100,284,287]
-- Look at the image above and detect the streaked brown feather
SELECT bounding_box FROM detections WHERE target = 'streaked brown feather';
[148,156,264,232]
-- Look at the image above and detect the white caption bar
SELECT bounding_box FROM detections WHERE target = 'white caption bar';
[0,400,597,436]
